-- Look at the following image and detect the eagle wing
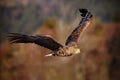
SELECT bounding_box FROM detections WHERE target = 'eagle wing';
[65,9,93,46]
[8,33,63,51]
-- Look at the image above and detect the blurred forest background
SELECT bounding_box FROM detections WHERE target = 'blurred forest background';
[0,0,120,80]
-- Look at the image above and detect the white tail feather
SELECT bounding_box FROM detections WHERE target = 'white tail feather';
[45,54,53,57]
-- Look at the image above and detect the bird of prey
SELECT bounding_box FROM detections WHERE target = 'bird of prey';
[8,9,93,57]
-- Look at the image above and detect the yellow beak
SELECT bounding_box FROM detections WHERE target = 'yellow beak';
[75,48,80,54]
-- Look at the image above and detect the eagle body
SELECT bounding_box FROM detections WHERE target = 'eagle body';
[8,9,93,57]
[50,46,80,57]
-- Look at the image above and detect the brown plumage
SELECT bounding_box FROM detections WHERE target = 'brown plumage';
[8,8,93,57]
[8,33,63,51]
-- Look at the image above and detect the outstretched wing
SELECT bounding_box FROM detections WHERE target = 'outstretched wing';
[65,9,93,45]
[8,33,63,51]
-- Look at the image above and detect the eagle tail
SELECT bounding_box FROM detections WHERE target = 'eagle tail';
[45,53,53,57]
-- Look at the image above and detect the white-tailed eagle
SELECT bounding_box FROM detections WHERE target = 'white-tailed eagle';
[8,9,93,57]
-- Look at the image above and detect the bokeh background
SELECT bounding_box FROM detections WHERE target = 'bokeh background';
[0,0,120,80]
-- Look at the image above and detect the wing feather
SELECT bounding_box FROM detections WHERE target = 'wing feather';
[65,9,93,45]
[8,33,63,51]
